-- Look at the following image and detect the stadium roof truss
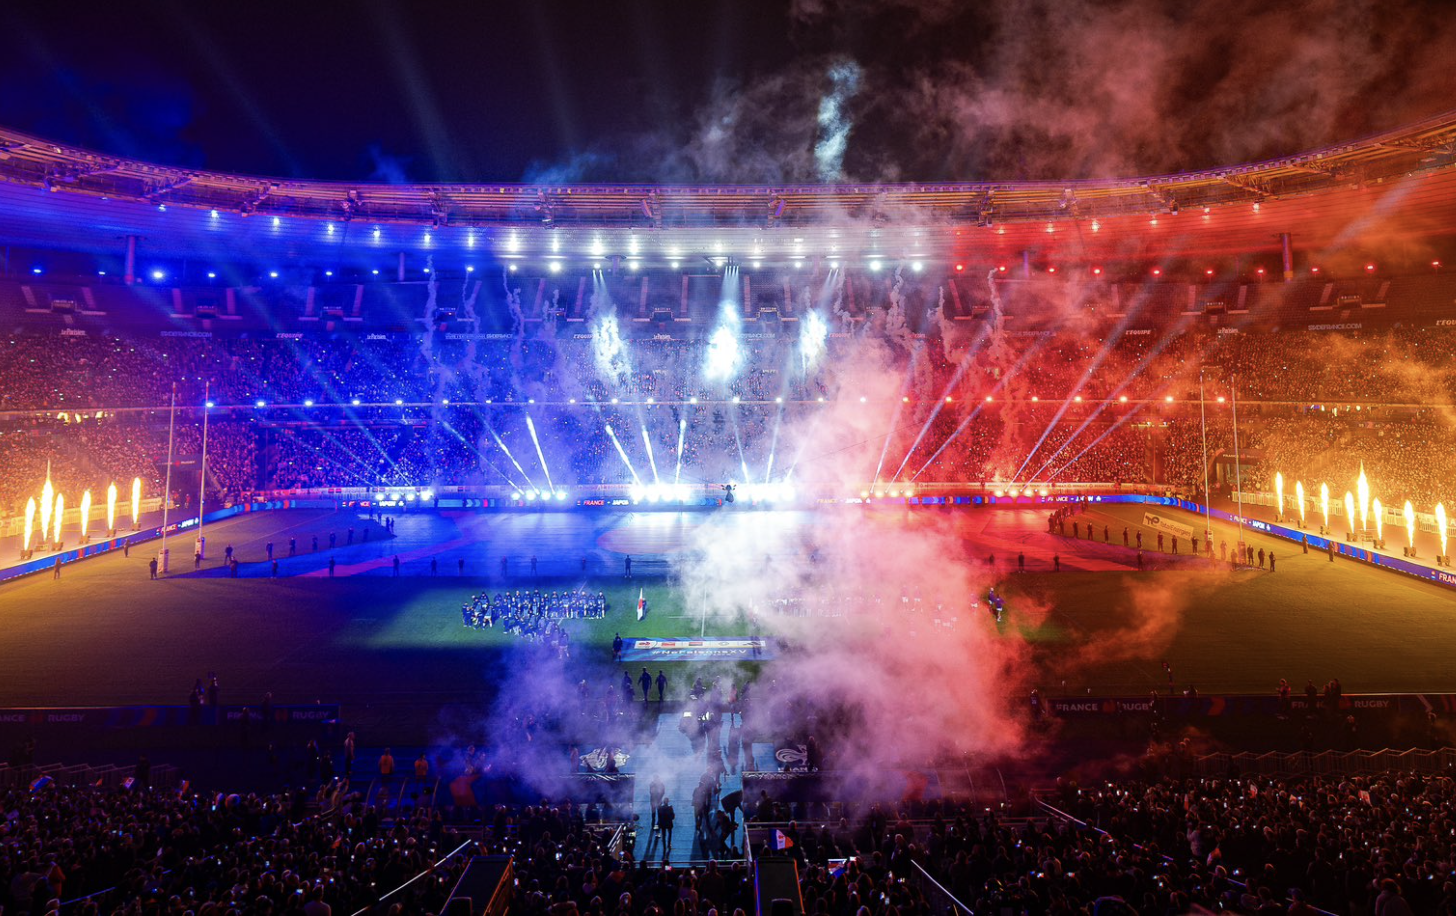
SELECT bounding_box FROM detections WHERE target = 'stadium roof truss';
[3,109,1456,232]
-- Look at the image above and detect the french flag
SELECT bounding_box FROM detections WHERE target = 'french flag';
[636,589,647,621]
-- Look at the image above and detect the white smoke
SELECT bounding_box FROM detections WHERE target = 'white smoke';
[800,308,829,372]
[589,285,631,386]
[814,59,863,181]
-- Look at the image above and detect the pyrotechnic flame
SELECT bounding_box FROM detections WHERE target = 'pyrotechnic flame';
[131,477,141,526]
[1357,465,1370,532]
[107,482,117,532]
[40,477,54,542]
[1405,500,1417,549]
[800,309,828,369]
[1373,498,1383,543]
[1344,492,1355,534]
[1274,472,1284,517]
[1295,480,1306,524]
[1320,483,1330,529]
[52,493,64,543]
[705,322,742,381]
[1438,504,1448,557]
[80,490,91,538]
[23,498,35,552]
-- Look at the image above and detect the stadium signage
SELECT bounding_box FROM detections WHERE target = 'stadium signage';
[160,330,213,338]
[275,332,303,339]
[59,328,86,336]
[1125,329,1153,336]
[1307,322,1362,331]
[1141,512,1194,539]
[620,637,772,662]
[1050,701,1105,713]
[1042,692,1428,718]
[1437,319,1456,327]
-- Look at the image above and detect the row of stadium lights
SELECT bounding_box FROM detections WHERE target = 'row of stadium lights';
[56,204,1432,277]
[226,394,1210,409]
[31,259,1444,281]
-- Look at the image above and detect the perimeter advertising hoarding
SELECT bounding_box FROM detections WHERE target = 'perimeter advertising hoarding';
[1141,512,1195,540]
[1046,693,1412,718]
[1091,494,1455,591]
[0,501,298,584]
[0,704,340,728]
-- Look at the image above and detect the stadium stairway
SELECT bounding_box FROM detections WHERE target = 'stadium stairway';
[631,709,749,865]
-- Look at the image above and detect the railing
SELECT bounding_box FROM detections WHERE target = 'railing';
[348,837,477,916]
[0,760,179,791]
[1194,746,1456,777]
[909,859,973,916]
[604,822,633,861]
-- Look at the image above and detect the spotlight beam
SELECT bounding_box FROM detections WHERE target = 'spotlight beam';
[439,419,520,486]
[889,322,996,483]
[1010,323,1131,483]
[729,405,754,484]
[605,423,643,485]
[910,338,1046,481]
[1013,289,1147,483]
[872,345,923,487]
[763,349,797,484]
[524,414,555,490]
[485,422,536,489]
[642,424,662,485]
[673,415,688,485]
[1029,314,1207,481]
[1046,401,1151,480]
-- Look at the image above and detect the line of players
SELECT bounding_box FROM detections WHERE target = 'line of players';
[461,588,608,648]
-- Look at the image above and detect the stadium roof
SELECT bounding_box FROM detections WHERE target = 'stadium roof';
[2,109,1456,268]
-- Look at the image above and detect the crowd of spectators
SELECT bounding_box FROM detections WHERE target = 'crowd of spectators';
[741,770,1456,915]
[0,779,466,915]
[6,324,1456,518]
[1052,772,1456,914]
[9,753,1456,916]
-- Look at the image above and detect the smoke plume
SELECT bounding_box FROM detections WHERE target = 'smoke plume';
[543,0,1456,183]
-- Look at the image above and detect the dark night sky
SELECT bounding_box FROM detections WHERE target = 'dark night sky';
[2,0,1454,185]
[0,1,801,181]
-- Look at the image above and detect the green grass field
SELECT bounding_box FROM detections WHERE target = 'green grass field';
[1,503,1453,730]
